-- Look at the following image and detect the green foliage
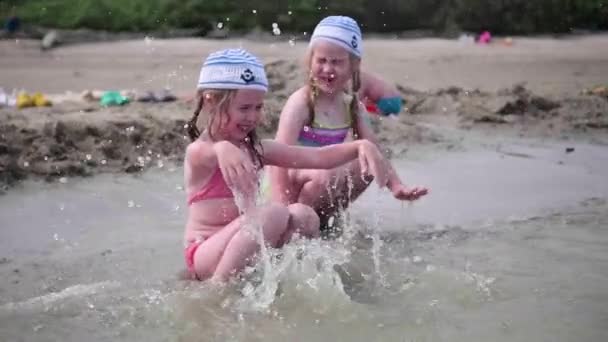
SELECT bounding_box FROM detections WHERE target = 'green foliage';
[2,0,607,34]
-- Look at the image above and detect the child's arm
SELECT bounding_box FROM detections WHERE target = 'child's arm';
[360,71,403,116]
[262,139,388,188]
[185,141,217,171]
[186,140,257,193]
[359,70,401,102]
[354,103,428,200]
[269,89,311,204]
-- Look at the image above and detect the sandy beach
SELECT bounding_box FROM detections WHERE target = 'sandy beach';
[1,35,608,191]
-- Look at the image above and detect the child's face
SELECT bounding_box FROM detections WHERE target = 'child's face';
[310,41,353,94]
[222,89,265,141]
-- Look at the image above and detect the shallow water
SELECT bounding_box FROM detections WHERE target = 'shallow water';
[1,139,607,342]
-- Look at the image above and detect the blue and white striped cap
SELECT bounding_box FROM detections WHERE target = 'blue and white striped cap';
[197,48,268,92]
[310,16,362,57]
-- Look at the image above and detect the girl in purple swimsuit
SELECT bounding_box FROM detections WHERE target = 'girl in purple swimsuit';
[269,16,429,230]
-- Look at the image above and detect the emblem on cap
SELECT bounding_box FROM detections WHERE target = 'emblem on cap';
[351,35,358,49]
[241,68,255,83]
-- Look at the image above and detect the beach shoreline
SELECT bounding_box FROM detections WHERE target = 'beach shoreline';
[1,36,607,193]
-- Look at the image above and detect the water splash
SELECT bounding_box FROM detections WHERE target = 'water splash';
[272,23,281,36]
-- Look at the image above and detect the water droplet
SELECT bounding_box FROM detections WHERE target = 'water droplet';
[288,11,293,15]
[101,159,107,165]
[288,37,296,46]
[272,27,281,36]
[412,255,423,263]
[53,233,59,241]
[88,303,95,309]
[59,177,68,184]
[127,200,135,208]
[33,324,44,332]
[157,160,164,168]
[327,216,335,227]
[147,150,153,155]
[44,156,49,161]
[173,205,180,212]
[252,9,257,14]
[144,36,153,45]
[23,161,29,167]
[426,264,436,272]
[272,23,278,29]
[85,154,92,160]
[217,22,224,29]
[59,203,65,211]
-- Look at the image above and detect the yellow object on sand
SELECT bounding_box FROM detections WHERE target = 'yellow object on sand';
[32,92,52,107]
[582,85,608,97]
[16,92,52,108]
[16,92,34,109]
[591,86,607,97]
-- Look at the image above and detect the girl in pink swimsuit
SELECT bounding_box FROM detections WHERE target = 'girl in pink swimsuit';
[183,48,390,282]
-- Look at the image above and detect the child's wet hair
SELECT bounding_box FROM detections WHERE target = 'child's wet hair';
[187,89,264,167]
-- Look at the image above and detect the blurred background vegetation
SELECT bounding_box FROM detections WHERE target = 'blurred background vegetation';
[1,0,607,35]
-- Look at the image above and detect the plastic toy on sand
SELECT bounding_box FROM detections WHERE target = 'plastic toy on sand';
[478,31,492,44]
[100,91,130,107]
[364,97,403,117]
[16,92,52,109]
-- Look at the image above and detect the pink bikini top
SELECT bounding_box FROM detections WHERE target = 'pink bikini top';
[187,167,233,205]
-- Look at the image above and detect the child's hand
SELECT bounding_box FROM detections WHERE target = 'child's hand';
[357,140,389,188]
[214,141,257,194]
[391,184,428,201]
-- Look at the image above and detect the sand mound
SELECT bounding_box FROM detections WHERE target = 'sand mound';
[397,83,608,129]
[1,60,607,193]
[0,102,191,193]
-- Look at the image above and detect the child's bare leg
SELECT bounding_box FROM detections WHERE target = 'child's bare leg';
[294,160,372,221]
[279,203,320,245]
[210,203,290,281]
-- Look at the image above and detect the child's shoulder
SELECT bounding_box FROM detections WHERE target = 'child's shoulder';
[281,86,311,117]
[185,139,215,165]
[286,86,310,103]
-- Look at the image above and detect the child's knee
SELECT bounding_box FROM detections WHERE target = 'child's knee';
[288,203,320,238]
[263,203,290,221]
[260,203,290,241]
[302,170,334,194]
